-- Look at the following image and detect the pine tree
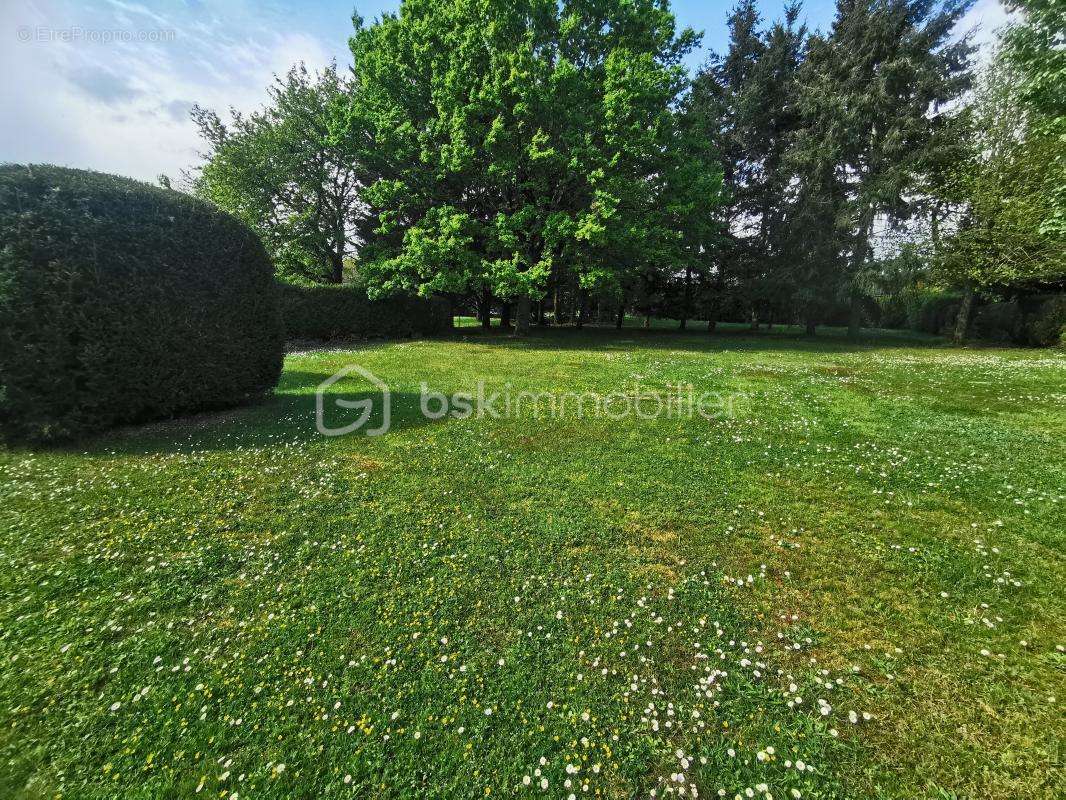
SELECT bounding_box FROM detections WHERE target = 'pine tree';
[790,0,975,336]
[692,1,808,329]
[741,2,808,325]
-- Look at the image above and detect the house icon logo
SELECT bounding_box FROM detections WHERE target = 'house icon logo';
[315,364,391,437]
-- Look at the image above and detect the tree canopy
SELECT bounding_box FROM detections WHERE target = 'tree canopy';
[192,64,366,284]
[346,0,720,332]
[188,0,1063,343]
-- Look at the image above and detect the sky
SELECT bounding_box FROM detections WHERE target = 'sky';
[1,0,1011,184]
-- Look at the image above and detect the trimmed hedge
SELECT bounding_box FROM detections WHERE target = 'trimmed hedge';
[971,300,1023,344]
[909,290,962,335]
[1025,295,1066,347]
[0,165,284,443]
[972,295,1066,347]
[280,283,451,340]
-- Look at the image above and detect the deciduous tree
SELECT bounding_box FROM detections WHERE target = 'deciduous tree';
[936,51,1066,341]
[192,64,366,284]
[350,0,719,334]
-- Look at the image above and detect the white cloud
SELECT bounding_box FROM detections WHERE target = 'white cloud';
[959,0,1015,58]
[0,0,1017,185]
[0,0,345,183]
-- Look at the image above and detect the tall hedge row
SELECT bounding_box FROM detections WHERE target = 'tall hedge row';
[280,283,451,340]
[971,295,1066,347]
[0,165,284,443]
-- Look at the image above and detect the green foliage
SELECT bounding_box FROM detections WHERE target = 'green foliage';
[1003,0,1066,237]
[972,294,1066,346]
[0,165,283,442]
[1003,0,1065,132]
[935,52,1066,293]
[864,245,934,329]
[912,291,963,335]
[193,64,365,284]
[175,1,1058,342]
[280,284,451,340]
[1026,295,1066,347]
[970,300,1024,344]
[695,0,806,321]
[349,0,722,328]
[789,0,974,331]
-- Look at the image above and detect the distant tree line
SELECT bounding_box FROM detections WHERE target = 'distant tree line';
[190,0,1065,341]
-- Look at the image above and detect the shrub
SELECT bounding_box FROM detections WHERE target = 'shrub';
[972,300,1023,343]
[967,294,1065,346]
[280,283,451,340]
[820,298,854,328]
[876,295,908,329]
[0,165,283,443]
[1023,295,1066,347]
[910,290,961,335]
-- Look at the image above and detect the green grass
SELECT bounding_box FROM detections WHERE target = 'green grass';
[1,327,1063,799]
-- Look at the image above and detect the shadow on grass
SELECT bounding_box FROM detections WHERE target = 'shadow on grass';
[440,322,944,354]
[29,325,942,457]
[52,385,441,457]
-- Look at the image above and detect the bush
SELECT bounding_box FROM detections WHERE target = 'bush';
[965,294,1065,346]
[0,165,283,443]
[280,283,451,340]
[971,300,1023,344]
[876,295,908,329]
[910,290,961,335]
[1023,295,1066,347]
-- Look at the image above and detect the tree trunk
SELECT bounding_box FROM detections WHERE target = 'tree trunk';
[537,300,546,326]
[805,318,817,336]
[479,289,492,329]
[681,266,691,330]
[707,317,717,333]
[953,284,974,345]
[643,314,651,329]
[848,205,875,340]
[575,290,585,329]
[615,303,625,329]
[329,250,344,284]
[513,296,531,336]
[749,309,759,331]
[501,302,512,330]
[847,291,861,339]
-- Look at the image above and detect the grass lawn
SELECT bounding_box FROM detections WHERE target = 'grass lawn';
[1,327,1063,799]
